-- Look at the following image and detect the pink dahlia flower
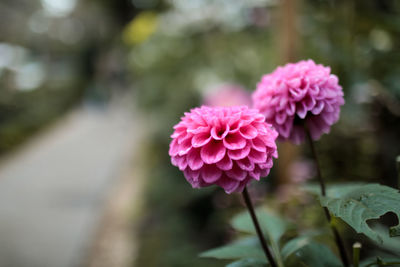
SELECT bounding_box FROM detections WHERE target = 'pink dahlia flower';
[252,59,344,144]
[169,106,278,194]
[203,84,252,107]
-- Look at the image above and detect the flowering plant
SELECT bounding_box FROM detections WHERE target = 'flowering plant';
[169,60,400,267]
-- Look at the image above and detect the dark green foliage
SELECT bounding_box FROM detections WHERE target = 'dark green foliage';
[313,183,400,243]
[200,237,265,260]
[201,208,344,267]
[284,242,342,267]
[360,256,400,267]
[226,258,267,267]
[202,185,400,266]
[231,209,291,245]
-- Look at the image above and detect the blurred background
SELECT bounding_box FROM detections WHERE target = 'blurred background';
[0,0,399,266]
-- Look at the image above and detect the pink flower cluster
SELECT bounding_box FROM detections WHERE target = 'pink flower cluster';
[252,60,344,144]
[169,106,278,193]
[169,60,344,193]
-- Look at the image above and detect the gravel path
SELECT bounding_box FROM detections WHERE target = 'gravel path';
[0,102,140,267]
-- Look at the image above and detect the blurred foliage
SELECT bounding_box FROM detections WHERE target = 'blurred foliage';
[0,0,138,154]
[300,0,400,187]
[0,83,83,153]
[123,12,158,45]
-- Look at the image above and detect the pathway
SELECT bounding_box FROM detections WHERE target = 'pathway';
[0,100,142,267]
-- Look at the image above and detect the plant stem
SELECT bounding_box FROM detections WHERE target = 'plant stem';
[305,128,350,267]
[242,187,278,267]
[396,155,400,189]
[352,242,361,267]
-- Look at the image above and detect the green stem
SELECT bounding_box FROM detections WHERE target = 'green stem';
[396,155,400,189]
[242,187,278,267]
[305,127,350,267]
[352,242,361,267]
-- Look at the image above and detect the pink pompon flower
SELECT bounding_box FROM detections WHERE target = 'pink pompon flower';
[203,84,252,107]
[169,106,278,194]
[252,59,344,144]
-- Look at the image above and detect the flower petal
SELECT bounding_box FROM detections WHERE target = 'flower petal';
[183,169,201,188]
[277,120,292,138]
[171,126,186,138]
[303,95,316,110]
[286,102,296,116]
[201,164,222,183]
[211,124,230,140]
[311,101,324,115]
[178,137,192,156]
[227,144,251,160]
[249,169,261,180]
[184,168,200,181]
[216,154,233,171]
[286,77,301,88]
[192,132,212,148]
[260,168,271,177]
[296,102,307,119]
[236,158,255,172]
[226,163,247,181]
[169,138,180,156]
[188,126,209,134]
[239,125,258,139]
[250,138,266,152]
[248,149,267,163]
[223,132,246,150]
[172,156,187,170]
[275,111,287,125]
[187,149,204,170]
[217,175,240,194]
[200,140,226,164]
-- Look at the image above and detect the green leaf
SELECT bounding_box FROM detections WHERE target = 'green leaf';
[371,224,400,253]
[281,236,313,260]
[318,184,400,243]
[360,256,400,267]
[199,237,265,260]
[302,182,365,197]
[281,231,324,259]
[231,208,289,267]
[231,208,289,245]
[284,242,342,267]
[226,258,268,267]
